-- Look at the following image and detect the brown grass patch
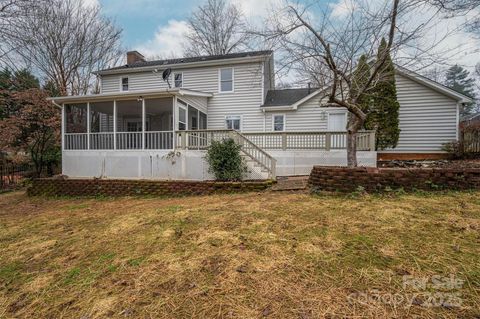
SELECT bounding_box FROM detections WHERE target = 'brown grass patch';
[0,191,479,318]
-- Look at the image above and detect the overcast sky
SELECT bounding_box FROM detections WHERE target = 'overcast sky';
[84,0,479,74]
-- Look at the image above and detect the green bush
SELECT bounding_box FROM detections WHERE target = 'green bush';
[442,141,464,159]
[205,138,247,181]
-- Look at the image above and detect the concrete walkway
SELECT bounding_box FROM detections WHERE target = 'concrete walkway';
[271,176,309,191]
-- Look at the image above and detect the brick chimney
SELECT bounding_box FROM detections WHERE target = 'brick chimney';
[126,51,146,65]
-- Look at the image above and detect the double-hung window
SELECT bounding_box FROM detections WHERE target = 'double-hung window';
[174,73,183,88]
[121,77,129,91]
[226,115,241,130]
[273,114,285,131]
[219,68,233,93]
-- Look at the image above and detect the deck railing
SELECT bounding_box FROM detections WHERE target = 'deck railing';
[116,132,142,150]
[90,133,114,150]
[64,133,88,150]
[176,130,277,179]
[145,131,174,150]
[242,131,376,151]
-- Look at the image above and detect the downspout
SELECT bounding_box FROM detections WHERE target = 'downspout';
[456,101,461,141]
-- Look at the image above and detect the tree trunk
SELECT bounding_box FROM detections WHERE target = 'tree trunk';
[346,114,364,168]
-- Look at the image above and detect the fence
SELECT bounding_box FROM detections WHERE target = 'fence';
[0,163,34,191]
[462,129,480,154]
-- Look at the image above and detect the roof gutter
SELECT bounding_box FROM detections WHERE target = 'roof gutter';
[260,105,295,111]
[47,88,213,104]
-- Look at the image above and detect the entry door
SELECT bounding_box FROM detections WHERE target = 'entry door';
[328,112,347,131]
[328,112,347,148]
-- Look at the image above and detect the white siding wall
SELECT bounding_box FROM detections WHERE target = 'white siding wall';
[101,62,265,132]
[264,95,347,131]
[386,73,458,152]
[101,64,459,153]
[177,95,208,114]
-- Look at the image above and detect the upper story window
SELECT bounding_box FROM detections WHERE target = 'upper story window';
[219,68,233,93]
[174,72,183,88]
[273,114,285,131]
[226,115,241,130]
[121,77,129,91]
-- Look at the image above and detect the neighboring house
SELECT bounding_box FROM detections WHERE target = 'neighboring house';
[461,112,480,128]
[49,50,473,180]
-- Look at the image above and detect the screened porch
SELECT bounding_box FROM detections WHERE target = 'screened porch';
[63,97,207,150]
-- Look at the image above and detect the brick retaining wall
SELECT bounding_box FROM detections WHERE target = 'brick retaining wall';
[309,166,480,192]
[27,178,273,197]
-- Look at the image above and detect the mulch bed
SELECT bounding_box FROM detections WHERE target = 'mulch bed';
[378,159,480,169]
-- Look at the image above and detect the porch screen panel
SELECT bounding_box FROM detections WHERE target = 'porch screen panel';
[188,105,198,130]
[90,101,114,149]
[145,98,173,149]
[116,100,142,149]
[65,103,87,150]
[199,112,207,129]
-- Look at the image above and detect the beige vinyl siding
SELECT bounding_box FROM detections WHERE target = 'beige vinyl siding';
[177,95,208,114]
[386,73,458,152]
[100,62,265,132]
[208,63,264,131]
[101,76,119,93]
[264,95,340,131]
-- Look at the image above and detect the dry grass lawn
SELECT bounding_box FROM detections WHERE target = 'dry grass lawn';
[0,190,479,318]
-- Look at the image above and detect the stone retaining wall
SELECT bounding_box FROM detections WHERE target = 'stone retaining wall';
[309,166,480,192]
[27,178,272,197]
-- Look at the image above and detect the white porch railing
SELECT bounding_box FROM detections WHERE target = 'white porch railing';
[242,131,375,151]
[65,133,88,150]
[90,133,114,150]
[176,130,277,179]
[116,132,142,150]
[145,131,174,149]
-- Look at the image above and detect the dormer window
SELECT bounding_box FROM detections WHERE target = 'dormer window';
[121,77,129,91]
[174,73,183,88]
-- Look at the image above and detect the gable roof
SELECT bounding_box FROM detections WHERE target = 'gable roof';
[261,88,319,107]
[284,66,474,110]
[395,66,474,103]
[96,50,273,75]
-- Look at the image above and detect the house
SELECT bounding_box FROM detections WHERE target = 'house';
[461,112,480,128]
[49,50,473,180]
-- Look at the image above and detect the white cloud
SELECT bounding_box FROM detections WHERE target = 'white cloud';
[329,0,356,18]
[136,20,189,59]
[79,0,99,8]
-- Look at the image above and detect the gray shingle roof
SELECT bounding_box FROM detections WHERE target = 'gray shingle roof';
[97,50,273,73]
[261,88,318,107]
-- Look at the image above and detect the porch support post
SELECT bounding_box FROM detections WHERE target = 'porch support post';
[369,131,376,151]
[142,98,145,150]
[173,96,177,150]
[61,104,65,151]
[113,100,117,150]
[325,132,331,151]
[282,132,287,151]
[87,102,90,150]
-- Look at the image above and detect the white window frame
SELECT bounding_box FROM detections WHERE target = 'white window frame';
[327,111,347,131]
[272,114,286,132]
[120,77,129,91]
[225,115,242,131]
[173,72,183,88]
[218,67,234,93]
[177,100,187,131]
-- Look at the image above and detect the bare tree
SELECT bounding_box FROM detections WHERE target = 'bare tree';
[258,1,404,166]
[424,0,480,35]
[2,0,122,95]
[0,0,45,62]
[256,0,475,166]
[184,0,252,56]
